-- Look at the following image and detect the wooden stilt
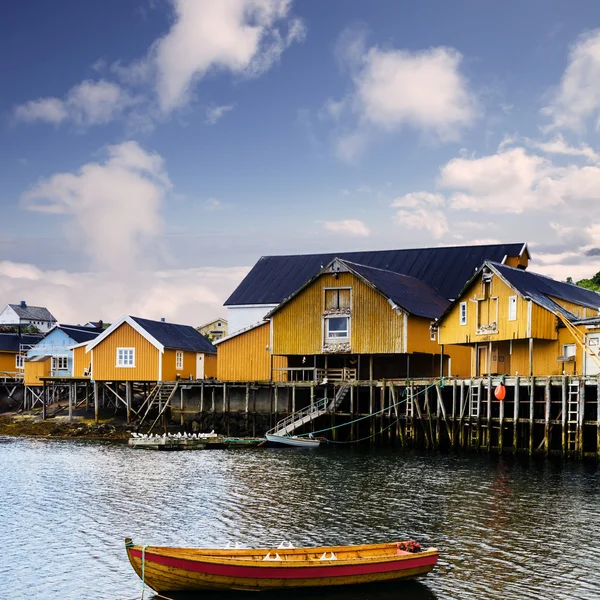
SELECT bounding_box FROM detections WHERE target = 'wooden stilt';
[94,381,99,423]
[68,383,73,421]
[561,376,567,457]
[513,376,520,454]
[544,380,551,455]
[529,377,535,455]
[126,381,132,425]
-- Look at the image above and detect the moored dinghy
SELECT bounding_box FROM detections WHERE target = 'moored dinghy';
[265,433,323,447]
[124,538,439,592]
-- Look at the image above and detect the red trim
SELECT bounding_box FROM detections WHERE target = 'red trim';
[130,550,437,580]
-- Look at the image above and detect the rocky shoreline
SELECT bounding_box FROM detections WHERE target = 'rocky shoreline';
[0,414,131,440]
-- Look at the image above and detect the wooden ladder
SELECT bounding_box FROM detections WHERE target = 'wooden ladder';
[469,383,480,447]
[405,385,415,443]
[567,382,579,453]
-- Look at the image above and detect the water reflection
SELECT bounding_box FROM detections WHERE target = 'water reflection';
[150,580,438,600]
[1,438,599,599]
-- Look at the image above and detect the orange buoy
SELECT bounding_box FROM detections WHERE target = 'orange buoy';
[494,383,506,401]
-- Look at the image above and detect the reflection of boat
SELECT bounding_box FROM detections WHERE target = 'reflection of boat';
[124,539,439,593]
[265,433,322,448]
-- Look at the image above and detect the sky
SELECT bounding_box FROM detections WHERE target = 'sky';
[3,0,600,326]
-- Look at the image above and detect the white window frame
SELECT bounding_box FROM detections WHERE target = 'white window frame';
[324,315,350,340]
[176,350,184,370]
[15,355,24,370]
[508,295,517,321]
[563,344,576,359]
[459,302,467,326]
[52,356,68,371]
[116,347,135,368]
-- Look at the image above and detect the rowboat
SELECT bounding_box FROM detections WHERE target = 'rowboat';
[265,433,322,448]
[124,538,438,592]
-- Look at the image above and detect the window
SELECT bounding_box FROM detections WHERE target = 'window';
[508,296,517,321]
[430,328,437,342]
[325,316,349,339]
[325,288,351,310]
[176,351,184,370]
[15,355,24,370]
[116,348,135,367]
[52,356,68,371]
[217,322,222,327]
[459,302,467,325]
[563,344,576,359]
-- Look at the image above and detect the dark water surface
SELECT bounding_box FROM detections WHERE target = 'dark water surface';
[1,437,599,599]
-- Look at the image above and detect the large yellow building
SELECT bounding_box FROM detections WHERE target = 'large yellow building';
[437,261,600,377]
[84,315,217,382]
[264,258,471,380]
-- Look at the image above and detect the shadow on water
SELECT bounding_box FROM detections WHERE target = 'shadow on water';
[150,579,437,600]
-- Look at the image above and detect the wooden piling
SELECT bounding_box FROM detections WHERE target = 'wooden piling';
[68,383,73,421]
[544,380,551,455]
[513,376,520,454]
[94,381,99,423]
[529,377,535,455]
[126,381,132,425]
[561,376,567,456]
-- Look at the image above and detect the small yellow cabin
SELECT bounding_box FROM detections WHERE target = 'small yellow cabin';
[0,333,42,377]
[266,258,470,380]
[215,321,287,381]
[85,315,217,382]
[438,261,600,377]
[24,355,52,386]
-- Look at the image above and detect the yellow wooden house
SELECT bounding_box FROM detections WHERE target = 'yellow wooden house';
[263,258,471,380]
[214,321,287,381]
[0,333,41,376]
[84,315,217,382]
[437,261,600,377]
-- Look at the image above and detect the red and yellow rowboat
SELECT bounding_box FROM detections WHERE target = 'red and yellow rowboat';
[124,538,438,592]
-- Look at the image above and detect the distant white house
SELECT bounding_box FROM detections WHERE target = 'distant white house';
[0,301,57,333]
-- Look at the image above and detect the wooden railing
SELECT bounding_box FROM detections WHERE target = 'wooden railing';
[0,371,24,383]
[272,367,357,382]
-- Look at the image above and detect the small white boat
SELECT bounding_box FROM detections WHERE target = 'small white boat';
[265,433,322,448]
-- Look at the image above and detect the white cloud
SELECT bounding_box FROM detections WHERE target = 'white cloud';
[0,261,248,327]
[527,134,599,162]
[327,38,478,160]
[391,192,448,239]
[14,98,68,124]
[14,80,135,127]
[204,197,223,210]
[440,147,557,213]
[322,219,371,237]
[20,141,170,272]
[205,104,234,124]
[148,0,305,113]
[542,29,600,132]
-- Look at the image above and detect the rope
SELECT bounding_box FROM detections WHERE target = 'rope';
[295,378,442,439]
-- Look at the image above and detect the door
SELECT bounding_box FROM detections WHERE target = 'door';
[585,335,600,375]
[477,346,488,376]
[196,353,204,379]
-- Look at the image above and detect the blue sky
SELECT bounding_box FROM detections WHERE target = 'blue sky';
[2,0,600,325]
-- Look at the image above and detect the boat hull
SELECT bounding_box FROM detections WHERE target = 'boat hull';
[125,540,438,592]
[265,434,321,448]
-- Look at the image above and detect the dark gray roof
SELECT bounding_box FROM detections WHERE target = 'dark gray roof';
[346,262,450,319]
[53,325,104,344]
[491,262,600,317]
[130,316,216,353]
[225,243,528,306]
[8,304,56,322]
[0,334,43,352]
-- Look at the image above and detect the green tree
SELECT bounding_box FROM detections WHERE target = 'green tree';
[576,271,600,292]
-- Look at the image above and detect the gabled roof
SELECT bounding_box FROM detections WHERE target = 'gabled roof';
[213,320,267,345]
[48,325,104,344]
[0,333,43,352]
[439,261,600,322]
[225,243,528,306]
[267,259,449,320]
[85,315,216,354]
[8,304,56,322]
[491,262,600,317]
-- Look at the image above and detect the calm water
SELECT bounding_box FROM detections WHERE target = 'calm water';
[1,437,599,600]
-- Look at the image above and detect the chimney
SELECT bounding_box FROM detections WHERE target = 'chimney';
[98,320,103,329]
[20,300,27,308]
[160,317,166,322]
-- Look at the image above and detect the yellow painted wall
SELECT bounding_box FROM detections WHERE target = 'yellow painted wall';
[73,346,91,378]
[24,358,51,386]
[0,352,18,374]
[92,322,159,381]
[217,322,287,381]
[272,272,404,355]
[549,297,598,320]
[504,252,529,269]
[439,272,559,344]
[204,353,218,379]
[162,349,198,381]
